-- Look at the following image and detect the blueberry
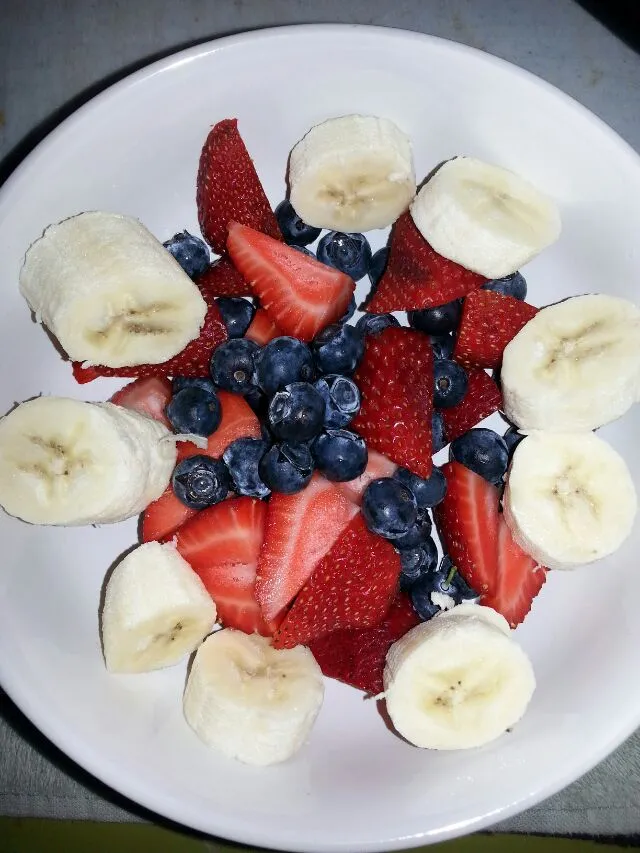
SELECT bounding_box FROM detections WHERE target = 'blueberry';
[361,478,418,540]
[368,247,389,287]
[393,513,433,550]
[210,339,260,395]
[430,333,455,361]
[356,312,400,337]
[165,386,221,437]
[394,466,447,511]
[311,429,367,482]
[245,387,268,418]
[437,554,480,604]
[172,455,229,509]
[317,231,372,281]
[268,382,325,442]
[482,272,527,301]
[339,295,357,323]
[163,231,210,279]
[216,297,255,339]
[408,300,463,335]
[259,441,314,494]
[275,200,321,246]
[408,579,442,622]
[433,359,468,408]
[399,538,439,591]
[292,245,315,257]
[172,376,217,395]
[222,437,271,498]
[314,374,361,428]
[450,427,509,484]
[312,324,365,375]
[254,337,315,395]
[503,426,524,455]
[432,411,447,453]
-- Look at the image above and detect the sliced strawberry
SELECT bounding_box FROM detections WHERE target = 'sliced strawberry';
[244,308,283,345]
[273,514,401,649]
[255,473,358,622]
[351,326,433,478]
[227,222,355,342]
[177,390,261,461]
[440,369,503,443]
[337,450,398,505]
[141,486,197,543]
[173,497,277,636]
[195,257,252,298]
[197,118,281,254]
[308,593,420,695]
[453,289,538,369]
[365,213,485,313]
[109,377,172,429]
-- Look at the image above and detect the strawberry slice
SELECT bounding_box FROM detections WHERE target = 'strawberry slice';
[197,118,281,254]
[255,473,358,622]
[351,326,433,478]
[227,222,355,342]
[365,213,485,312]
[173,497,277,636]
[440,369,503,444]
[244,308,283,345]
[109,377,172,429]
[453,289,538,369]
[177,390,261,461]
[195,257,252,298]
[273,514,401,649]
[308,593,420,695]
[141,486,197,543]
[337,450,398,505]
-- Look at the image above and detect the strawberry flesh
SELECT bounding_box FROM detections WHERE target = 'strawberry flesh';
[109,377,172,429]
[141,486,197,543]
[177,390,260,461]
[440,368,503,444]
[336,450,398,506]
[244,308,283,345]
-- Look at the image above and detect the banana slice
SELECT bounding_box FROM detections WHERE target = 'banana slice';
[410,156,561,278]
[383,612,535,750]
[502,294,640,431]
[102,541,216,673]
[183,629,324,766]
[288,115,416,232]
[438,603,511,634]
[503,431,637,570]
[0,397,176,525]
[20,212,207,368]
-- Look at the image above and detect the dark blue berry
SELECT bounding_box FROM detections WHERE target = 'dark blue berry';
[259,442,314,494]
[339,295,357,323]
[292,245,315,257]
[482,272,527,301]
[163,231,210,279]
[314,374,361,429]
[253,337,315,396]
[172,376,217,395]
[311,429,367,482]
[393,513,433,550]
[355,312,399,337]
[268,382,325,442]
[275,200,321,246]
[399,538,439,590]
[409,579,442,622]
[434,359,468,408]
[368,247,389,287]
[172,455,229,509]
[408,300,463,335]
[437,555,480,604]
[312,324,364,375]
[450,427,509,484]
[222,438,271,498]
[245,388,268,419]
[430,333,455,361]
[210,339,260,395]
[393,467,447,510]
[362,478,418,540]
[432,411,447,453]
[503,426,524,455]
[165,387,221,437]
[216,297,255,339]
[317,231,372,281]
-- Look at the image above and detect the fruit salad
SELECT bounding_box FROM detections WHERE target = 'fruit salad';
[1,113,639,767]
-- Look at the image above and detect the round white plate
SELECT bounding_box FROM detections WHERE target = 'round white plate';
[1,24,639,852]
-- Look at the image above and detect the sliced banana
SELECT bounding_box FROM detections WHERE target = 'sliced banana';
[502,294,640,431]
[20,212,207,368]
[438,603,511,634]
[383,612,535,750]
[503,431,637,570]
[102,541,216,673]
[410,156,561,278]
[288,115,416,232]
[183,629,324,766]
[0,397,176,525]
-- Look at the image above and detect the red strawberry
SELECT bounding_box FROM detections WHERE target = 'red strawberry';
[173,497,278,636]
[308,593,420,695]
[365,213,485,313]
[227,222,355,342]
[141,486,197,543]
[440,369,503,443]
[351,326,433,478]
[255,473,358,622]
[197,118,281,254]
[109,377,172,429]
[453,289,538,369]
[273,514,401,649]
[195,257,252,298]
[244,308,283,345]
[177,390,261,461]
[337,450,398,505]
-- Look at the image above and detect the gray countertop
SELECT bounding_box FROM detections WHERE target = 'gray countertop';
[2,0,640,840]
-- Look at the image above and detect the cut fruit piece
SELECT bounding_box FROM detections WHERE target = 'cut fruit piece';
[440,369,503,444]
[141,485,198,543]
[336,450,398,505]
[244,308,283,345]
[195,257,252,298]
[177,391,261,461]
[110,377,172,429]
